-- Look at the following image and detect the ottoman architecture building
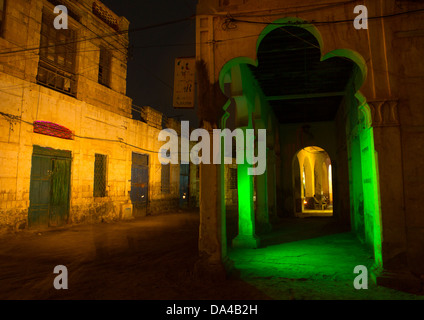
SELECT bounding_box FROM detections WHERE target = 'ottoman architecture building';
[0,0,188,230]
[195,0,424,292]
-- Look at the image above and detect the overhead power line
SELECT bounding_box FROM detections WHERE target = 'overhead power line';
[218,0,360,18]
[1,5,422,59]
[0,110,161,154]
[1,5,423,57]
[0,16,196,56]
[229,7,424,26]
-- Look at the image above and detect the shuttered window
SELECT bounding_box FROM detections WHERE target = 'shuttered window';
[98,47,111,87]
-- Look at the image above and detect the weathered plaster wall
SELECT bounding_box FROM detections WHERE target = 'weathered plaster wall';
[0,73,180,229]
[0,0,181,231]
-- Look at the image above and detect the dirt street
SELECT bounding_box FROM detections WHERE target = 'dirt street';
[0,211,268,300]
[0,211,422,300]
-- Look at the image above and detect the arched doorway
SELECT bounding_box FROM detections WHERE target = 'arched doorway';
[217,17,383,269]
[293,146,333,217]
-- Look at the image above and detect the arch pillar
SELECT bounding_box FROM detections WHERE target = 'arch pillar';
[255,147,272,234]
[254,117,272,234]
[196,121,234,280]
[359,96,421,292]
[267,148,278,223]
[232,126,260,249]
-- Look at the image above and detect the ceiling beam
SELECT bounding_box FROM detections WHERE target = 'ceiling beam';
[266,91,345,101]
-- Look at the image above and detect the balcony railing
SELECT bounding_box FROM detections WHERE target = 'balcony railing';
[37,60,76,97]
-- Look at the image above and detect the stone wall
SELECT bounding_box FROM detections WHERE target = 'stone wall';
[0,0,181,232]
[0,72,181,231]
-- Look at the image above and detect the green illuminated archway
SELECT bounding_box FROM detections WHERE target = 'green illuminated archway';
[218,18,382,265]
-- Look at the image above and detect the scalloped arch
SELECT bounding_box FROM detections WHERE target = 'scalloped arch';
[256,17,324,54]
[219,57,257,94]
[219,18,368,96]
[322,49,367,90]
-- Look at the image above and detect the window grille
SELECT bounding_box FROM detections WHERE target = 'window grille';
[37,60,76,95]
[94,154,107,197]
[161,164,170,194]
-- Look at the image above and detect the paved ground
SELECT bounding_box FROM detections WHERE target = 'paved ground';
[230,218,424,300]
[0,211,422,300]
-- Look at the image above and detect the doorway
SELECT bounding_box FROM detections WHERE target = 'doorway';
[130,152,149,217]
[28,145,71,228]
[179,164,189,208]
[293,146,333,217]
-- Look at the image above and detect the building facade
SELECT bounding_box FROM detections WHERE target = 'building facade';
[195,0,424,292]
[0,0,185,231]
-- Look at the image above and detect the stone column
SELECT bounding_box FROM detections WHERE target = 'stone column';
[255,148,272,234]
[367,99,421,292]
[267,149,278,223]
[196,125,233,280]
[232,161,260,248]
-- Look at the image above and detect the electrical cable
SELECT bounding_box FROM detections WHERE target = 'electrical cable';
[3,6,423,57]
[229,7,424,26]
[0,16,196,56]
[1,4,421,62]
[217,0,360,18]
[0,110,162,154]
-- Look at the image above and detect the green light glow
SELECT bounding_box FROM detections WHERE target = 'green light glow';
[359,115,383,266]
[348,93,383,267]
[237,161,255,236]
[218,21,382,268]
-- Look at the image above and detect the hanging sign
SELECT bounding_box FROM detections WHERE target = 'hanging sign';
[173,57,195,109]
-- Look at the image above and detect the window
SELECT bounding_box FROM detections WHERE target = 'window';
[161,164,170,194]
[98,47,111,87]
[0,0,5,34]
[93,154,107,197]
[37,11,76,96]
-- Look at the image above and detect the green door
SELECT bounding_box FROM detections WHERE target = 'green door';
[49,158,71,227]
[29,146,71,228]
[29,155,52,228]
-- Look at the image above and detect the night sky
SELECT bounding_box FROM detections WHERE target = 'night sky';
[99,0,198,125]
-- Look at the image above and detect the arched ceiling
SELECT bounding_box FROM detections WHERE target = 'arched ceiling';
[249,26,356,124]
